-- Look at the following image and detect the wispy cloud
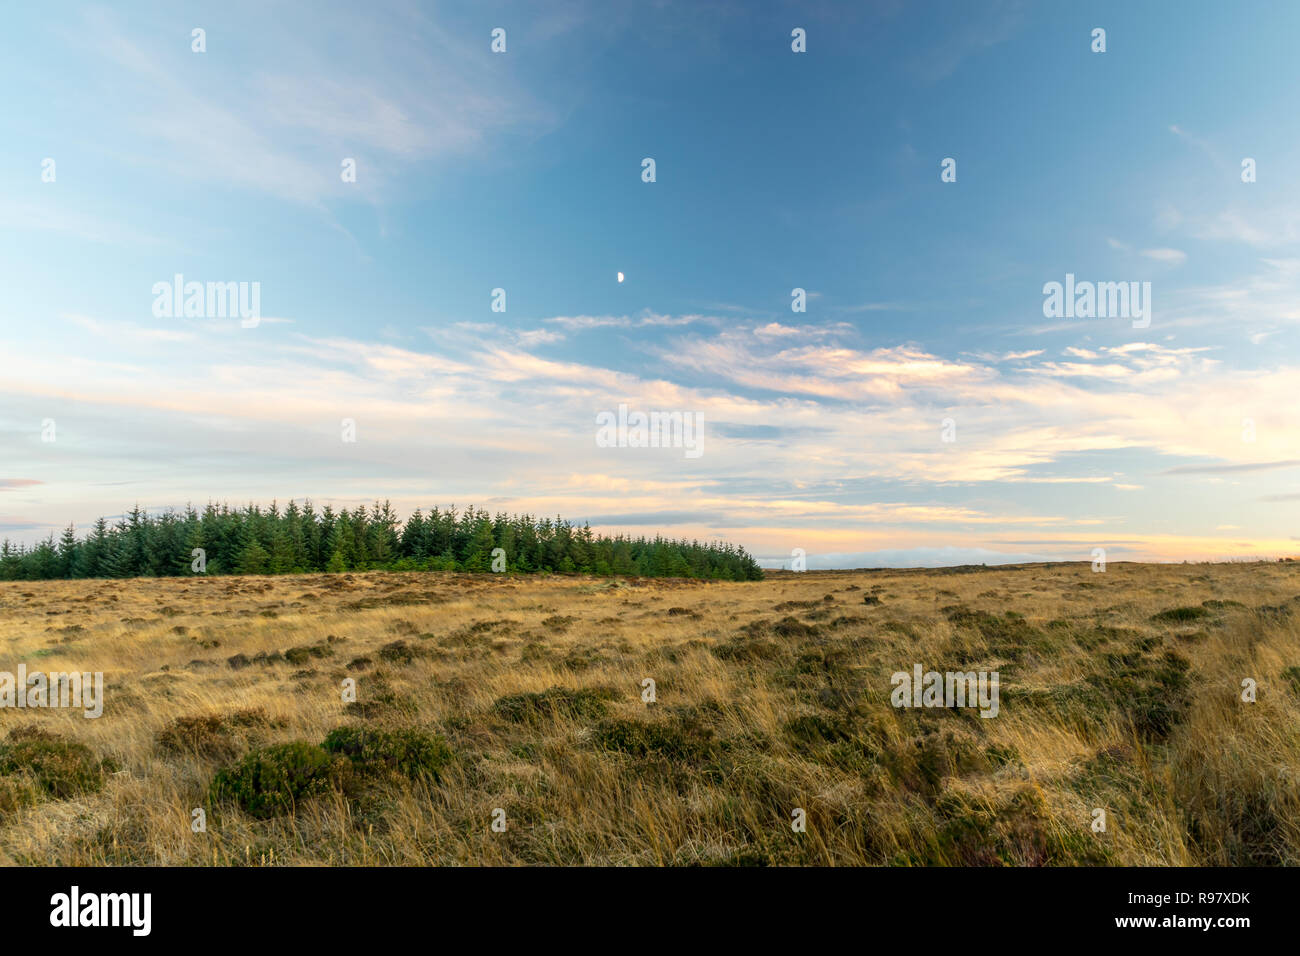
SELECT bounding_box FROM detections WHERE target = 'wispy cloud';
[75,4,554,207]
[1164,460,1300,476]
[0,480,43,490]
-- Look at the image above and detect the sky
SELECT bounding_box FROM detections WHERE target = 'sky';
[1,0,1298,569]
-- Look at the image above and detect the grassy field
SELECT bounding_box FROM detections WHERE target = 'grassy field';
[0,561,1297,866]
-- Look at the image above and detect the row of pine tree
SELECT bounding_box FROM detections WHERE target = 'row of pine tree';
[0,501,764,581]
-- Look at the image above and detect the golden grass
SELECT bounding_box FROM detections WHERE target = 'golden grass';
[0,560,1297,865]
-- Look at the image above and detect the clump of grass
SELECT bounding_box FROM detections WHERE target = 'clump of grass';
[284,640,334,665]
[925,785,1112,866]
[883,722,989,796]
[1281,665,1300,697]
[592,716,713,760]
[343,672,417,720]
[777,643,865,710]
[783,713,854,746]
[773,596,834,611]
[942,605,1051,661]
[0,776,36,816]
[1150,606,1210,623]
[321,726,452,781]
[227,649,285,669]
[377,639,425,664]
[0,728,108,802]
[713,633,782,662]
[156,708,272,760]
[772,616,820,640]
[209,742,344,819]
[491,686,617,726]
[561,647,604,671]
[1081,642,1193,741]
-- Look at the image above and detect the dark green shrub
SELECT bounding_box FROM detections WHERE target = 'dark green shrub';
[491,686,616,726]
[593,717,712,759]
[773,616,820,640]
[985,743,1022,768]
[321,727,451,780]
[883,726,988,795]
[377,640,421,664]
[562,647,603,671]
[284,641,332,665]
[1087,647,1192,741]
[713,631,782,661]
[343,674,416,720]
[209,742,342,818]
[784,713,853,746]
[1150,606,1209,623]
[942,605,1051,661]
[998,682,1111,735]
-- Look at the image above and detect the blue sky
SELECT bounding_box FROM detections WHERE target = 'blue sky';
[2,0,1298,567]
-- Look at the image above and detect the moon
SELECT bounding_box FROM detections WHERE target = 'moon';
[617,272,624,283]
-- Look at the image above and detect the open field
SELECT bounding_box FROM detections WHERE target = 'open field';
[0,561,1298,866]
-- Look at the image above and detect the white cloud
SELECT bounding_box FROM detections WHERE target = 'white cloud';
[1141,247,1188,264]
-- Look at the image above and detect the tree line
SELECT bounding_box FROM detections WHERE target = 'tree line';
[0,501,764,582]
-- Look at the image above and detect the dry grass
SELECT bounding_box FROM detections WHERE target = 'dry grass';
[1,561,1298,865]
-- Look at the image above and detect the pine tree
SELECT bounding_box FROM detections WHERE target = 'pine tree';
[57,523,78,579]
[235,540,271,575]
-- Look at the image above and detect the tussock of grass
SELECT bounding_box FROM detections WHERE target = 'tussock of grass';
[0,728,109,805]
[491,687,617,726]
[156,708,273,761]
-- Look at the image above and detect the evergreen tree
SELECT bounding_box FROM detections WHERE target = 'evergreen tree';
[57,523,78,579]
[235,540,271,575]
